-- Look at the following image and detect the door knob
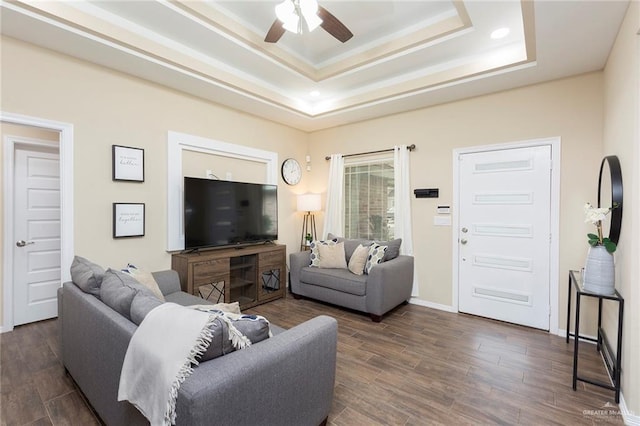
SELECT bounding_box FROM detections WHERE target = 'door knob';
[460,238,468,245]
[461,227,468,233]
[16,240,34,247]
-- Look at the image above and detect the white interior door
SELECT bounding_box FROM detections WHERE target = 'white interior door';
[13,146,61,326]
[458,145,551,330]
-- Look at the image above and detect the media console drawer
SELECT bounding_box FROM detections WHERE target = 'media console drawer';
[193,259,229,286]
[258,249,285,268]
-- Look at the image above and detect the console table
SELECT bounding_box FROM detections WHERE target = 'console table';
[172,244,286,310]
[565,270,623,403]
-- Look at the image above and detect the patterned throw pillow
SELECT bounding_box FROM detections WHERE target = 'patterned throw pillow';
[309,238,338,267]
[197,312,271,362]
[365,244,388,275]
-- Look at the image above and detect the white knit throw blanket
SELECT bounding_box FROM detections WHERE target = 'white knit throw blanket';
[117,303,215,426]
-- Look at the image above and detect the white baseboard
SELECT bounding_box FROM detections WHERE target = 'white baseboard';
[619,393,640,425]
[408,297,456,313]
[556,328,597,343]
[0,325,13,334]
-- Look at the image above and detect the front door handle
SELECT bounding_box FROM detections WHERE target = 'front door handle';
[16,240,34,247]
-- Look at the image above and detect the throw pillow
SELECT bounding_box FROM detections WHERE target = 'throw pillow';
[309,238,338,267]
[365,244,388,275]
[327,233,372,261]
[100,269,156,321]
[348,244,369,275]
[70,256,104,298]
[122,264,165,301]
[195,311,271,362]
[316,242,348,269]
[376,238,402,261]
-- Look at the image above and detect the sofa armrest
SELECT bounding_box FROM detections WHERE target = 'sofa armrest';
[289,251,311,293]
[151,270,181,296]
[177,315,338,426]
[366,255,414,316]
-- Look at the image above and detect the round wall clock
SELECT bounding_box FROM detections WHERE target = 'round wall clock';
[281,158,302,185]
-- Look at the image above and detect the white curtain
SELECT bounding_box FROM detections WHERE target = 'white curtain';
[323,154,344,239]
[394,145,418,297]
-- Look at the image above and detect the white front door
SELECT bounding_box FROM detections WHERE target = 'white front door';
[458,145,551,330]
[13,147,61,326]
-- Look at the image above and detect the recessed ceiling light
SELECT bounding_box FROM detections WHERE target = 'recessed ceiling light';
[310,90,320,97]
[491,28,510,40]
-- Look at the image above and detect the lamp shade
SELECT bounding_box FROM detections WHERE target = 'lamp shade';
[297,193,321,212]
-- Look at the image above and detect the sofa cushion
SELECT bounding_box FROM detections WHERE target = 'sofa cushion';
[165,291,212,306]
[70,256,104,297]
[379,238,402,261]
[317,242,348,269]
[348,244,369,275]
[327,233,401,262]
[100,269,156,320]
[328,233,370,260]
[365,244,388,275]
[309,238,338,267]
[300,267,367,296]
[122,264,165,301]
[130,294,240,326]
[130,291,164,325]
[199,313,271,362]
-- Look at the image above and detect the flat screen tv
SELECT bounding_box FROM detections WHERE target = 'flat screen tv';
[184,177,278,250]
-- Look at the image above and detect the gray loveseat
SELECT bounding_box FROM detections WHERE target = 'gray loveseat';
[289,236,414,322]
[59,268,338,426]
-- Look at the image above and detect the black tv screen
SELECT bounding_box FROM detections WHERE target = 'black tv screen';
[184,177,278,250]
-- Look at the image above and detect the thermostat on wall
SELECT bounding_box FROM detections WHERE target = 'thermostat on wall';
[437,205,450,214]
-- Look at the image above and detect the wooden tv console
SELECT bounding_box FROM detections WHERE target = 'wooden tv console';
[171,243,286,310]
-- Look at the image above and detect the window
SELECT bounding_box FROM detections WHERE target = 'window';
[344,158,395,240]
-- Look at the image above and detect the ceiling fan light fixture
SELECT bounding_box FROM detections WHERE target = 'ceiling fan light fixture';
[300,0,323,31]
[276,0,300,33]
[282,15,300,33]
[275,0,323,35]
[304,13,323,32]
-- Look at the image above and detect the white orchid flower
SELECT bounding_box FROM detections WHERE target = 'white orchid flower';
[584,203,610,224]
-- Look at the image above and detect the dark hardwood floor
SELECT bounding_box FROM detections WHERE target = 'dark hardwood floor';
[1,297,623,425]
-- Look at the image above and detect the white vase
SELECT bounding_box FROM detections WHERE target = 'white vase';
[583,245,615,295]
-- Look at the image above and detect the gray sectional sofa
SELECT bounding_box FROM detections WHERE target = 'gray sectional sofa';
[59,268,338,426]
[289,236,414,322]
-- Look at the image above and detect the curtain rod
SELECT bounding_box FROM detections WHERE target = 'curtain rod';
[324,144,416,161]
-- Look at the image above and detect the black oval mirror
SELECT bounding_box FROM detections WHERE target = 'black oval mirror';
[597,156,623,245]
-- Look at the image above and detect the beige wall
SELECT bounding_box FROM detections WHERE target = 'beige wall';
[182,150,266,184]
[602,0,639,415]
[0,36,310,328]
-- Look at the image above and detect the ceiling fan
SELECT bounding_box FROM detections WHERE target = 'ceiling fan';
[264,0,353,44]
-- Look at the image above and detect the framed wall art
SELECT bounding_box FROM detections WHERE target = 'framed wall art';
[113,203,145,238]
[112,145,144,182]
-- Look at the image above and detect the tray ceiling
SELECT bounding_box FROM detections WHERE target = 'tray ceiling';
[0,0,629,131]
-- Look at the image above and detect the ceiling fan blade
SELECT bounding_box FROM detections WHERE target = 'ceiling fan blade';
[318,6,353,43]
[265,19,286,43]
